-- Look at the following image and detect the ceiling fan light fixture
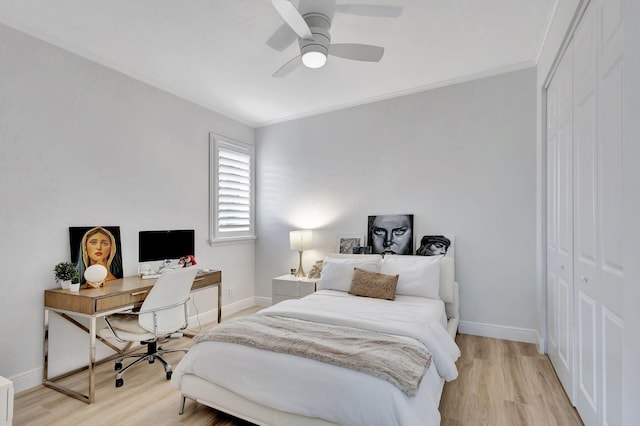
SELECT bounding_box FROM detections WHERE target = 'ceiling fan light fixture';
[302,50,327,68]
[271,4,388,77]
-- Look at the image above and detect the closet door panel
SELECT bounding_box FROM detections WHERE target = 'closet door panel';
[573,1,597,272]
[546,1,624,423]
[546,83,560,362]
[598,60,623,285]
[597,59,624,314]
[602,308,623,426]
[597,0,624,295]
[573,5,600,424]
[573,90,597,270]
[577,291,598,415]
[573,0,624,424]
[547,82,558,256]
[595,1,624,423]
[557,58,574,268]
[556,49,574,286]
[598,0,623,283]
[557,276,573,371]
[557,123,573,259]
[546,43,574,401]
[547,271,558,350]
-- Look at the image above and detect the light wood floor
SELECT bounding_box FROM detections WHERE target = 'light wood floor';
[439,334,583,426]
[14,312,582,426]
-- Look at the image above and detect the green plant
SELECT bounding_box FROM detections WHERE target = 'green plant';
[53,262,79,283]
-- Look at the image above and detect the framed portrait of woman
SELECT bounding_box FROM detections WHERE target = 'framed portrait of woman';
[69,226,124,283]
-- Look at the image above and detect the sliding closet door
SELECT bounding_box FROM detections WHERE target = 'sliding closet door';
[572,0,624,425]
[546,41,575,402]
[547,1,624,423]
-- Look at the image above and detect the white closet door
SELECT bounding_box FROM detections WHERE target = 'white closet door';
[546,40,575,402]
[573,0,624,425]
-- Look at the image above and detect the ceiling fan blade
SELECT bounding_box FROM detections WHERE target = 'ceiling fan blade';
[335,4,403,17]
[273,55,302,78]
[266,23,299,51]
[271,0,314,40]
[329,43,384,62]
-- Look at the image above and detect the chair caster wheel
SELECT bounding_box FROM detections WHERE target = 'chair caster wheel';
[115,362,122,371]
[166,371,172,380]
[115,378,124,388]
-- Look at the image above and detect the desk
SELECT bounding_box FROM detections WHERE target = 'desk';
[43,270,221,403]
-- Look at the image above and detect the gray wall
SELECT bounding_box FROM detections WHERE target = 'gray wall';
[0,23,255,390]
[256,68,538,334]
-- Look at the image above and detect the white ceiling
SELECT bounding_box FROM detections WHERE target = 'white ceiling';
[0,0,557,127]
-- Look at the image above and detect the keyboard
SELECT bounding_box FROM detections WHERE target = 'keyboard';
[141,274,161,280]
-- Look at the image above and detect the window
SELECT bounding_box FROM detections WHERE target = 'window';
[209,133,255,243]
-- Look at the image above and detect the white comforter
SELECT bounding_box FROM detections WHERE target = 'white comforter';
[172,290,460,426]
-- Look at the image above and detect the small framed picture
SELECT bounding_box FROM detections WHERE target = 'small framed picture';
[416,234,455,258]
[337,234,364,254]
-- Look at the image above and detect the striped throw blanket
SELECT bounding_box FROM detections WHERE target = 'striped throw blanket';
[193,313,432,396]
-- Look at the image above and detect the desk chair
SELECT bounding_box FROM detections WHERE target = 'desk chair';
[98,267,198,387]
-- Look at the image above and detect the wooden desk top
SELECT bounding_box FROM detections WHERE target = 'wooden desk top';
[44,270,221,315]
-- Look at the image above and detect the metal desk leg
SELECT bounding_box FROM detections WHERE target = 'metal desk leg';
[42,311,92,403]
[42,310,136,403]
[43,309,49,382]
[88,316,96,403]
[218,283,222,323]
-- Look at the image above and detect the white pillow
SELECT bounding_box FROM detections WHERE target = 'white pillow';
[439,257,455,304]
[380,255,443,299]
[317,256,382,292]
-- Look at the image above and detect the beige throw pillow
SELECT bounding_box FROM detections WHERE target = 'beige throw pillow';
[349,267,399,300]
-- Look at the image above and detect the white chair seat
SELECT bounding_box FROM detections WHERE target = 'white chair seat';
[98,267,198,388]
[108,313,148,333]
[98,315,156,341]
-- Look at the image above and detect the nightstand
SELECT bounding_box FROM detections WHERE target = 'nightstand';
[272,275,319,305]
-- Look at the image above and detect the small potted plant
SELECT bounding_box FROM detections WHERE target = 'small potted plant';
[54,262,79,290]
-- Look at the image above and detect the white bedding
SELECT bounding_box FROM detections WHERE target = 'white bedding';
[172,290,460,426]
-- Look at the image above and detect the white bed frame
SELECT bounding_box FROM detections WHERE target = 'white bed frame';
[179,258,460,426]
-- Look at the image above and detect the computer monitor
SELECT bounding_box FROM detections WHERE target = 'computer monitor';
[138,229,195,262]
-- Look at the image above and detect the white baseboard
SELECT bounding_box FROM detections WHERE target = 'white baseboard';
[10,367,42,394]
[537,331,546,354]
[254,296,272,308]
[11,339,127,393]
[459,320,539,344]
[221,296,260,317]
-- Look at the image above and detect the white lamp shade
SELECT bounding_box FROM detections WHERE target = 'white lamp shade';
[290,230,313,251]
[84,264,108,283]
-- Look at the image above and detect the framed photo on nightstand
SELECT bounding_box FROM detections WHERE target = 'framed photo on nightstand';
[337,234,364,254]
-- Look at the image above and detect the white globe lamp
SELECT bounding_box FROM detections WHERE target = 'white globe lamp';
[84,264,108,288]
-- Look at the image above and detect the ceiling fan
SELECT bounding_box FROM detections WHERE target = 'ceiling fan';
[269,0,402,77]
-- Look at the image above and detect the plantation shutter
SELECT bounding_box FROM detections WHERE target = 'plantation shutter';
[217,147,251,233]
[209,133,255,243]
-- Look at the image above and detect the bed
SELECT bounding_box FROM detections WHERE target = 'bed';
[172,253,460,426]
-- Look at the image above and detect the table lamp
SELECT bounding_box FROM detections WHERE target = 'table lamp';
[290,230,313,278]
[84,264,108,288]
